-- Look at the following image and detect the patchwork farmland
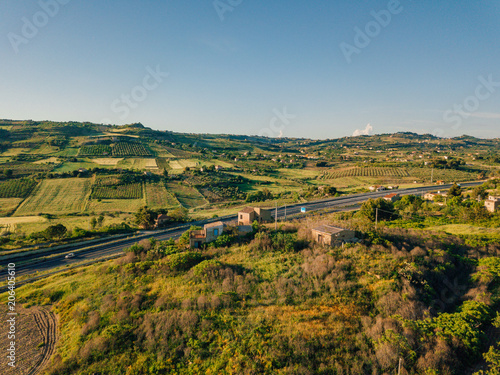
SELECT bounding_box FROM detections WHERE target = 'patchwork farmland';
[145,183,180,209]
[165,182,208,209]
[15,178,91,215]
[0,178,38,198]
[320,167,409,180]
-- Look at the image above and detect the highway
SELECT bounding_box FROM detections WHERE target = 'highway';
[4,181,482,282]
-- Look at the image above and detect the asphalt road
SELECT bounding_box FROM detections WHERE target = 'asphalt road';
[5,181,482,281]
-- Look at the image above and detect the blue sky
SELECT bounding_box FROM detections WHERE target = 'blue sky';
[1,0,499,139]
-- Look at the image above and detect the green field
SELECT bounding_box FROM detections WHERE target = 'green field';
[425,224,500,236]
[92,183,143,199]
[1,213,134,236]
[54,161,101,173]
[79,144,112,156]
[85,198,145,213]
[112,142,152,157]
[169,159,201,170]
[166,182,207,209]
[0,178,38,198]
[15,178,91,215]
[79,143,153,157]
[320,167,409,179]
[145,183,180,209]
[406,167,479,182]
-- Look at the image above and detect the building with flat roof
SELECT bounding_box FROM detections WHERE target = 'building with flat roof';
[238,207,272,226]
[311,225,356,246]
[485,196,500,213]
[189,221,226,248]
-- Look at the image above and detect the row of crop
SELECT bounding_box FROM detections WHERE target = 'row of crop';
[320,167,409,179]
[112,143,152,157]
[0,178,38,198]
[94,176,122,186]
[79,145,112,156]
[91,183,143,199]
[79,143,152,157]
[407,168,478,182]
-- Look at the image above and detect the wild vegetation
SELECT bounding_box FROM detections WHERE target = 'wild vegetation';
[12,200,500,374]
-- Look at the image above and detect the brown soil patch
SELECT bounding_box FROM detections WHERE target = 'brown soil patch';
[1,305,58,375]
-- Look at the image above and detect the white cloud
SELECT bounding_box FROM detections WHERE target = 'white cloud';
[353,123,373,136]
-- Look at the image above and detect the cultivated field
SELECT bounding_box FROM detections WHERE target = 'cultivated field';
[78,144,112,156]
[169,159,200,170]
[406,167,479,182]
[320,167,409,180]
[92,183,143,199]
[3,214,134,236]
[145,183,180,209]
[86,198,145,213]
[0,179,38,198]
[91,158,123,165]
[117,158,158,170]
[0,198,23,216]
[1,148,31,156]
[112,142,152,157]
[0,215,46,234]
[166,182,207,209]
[54,161,100,173]
[0,305,57,375]
[15,178,91,215]
[33,157,60,165]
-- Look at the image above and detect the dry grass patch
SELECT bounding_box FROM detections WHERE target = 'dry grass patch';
[252,304,359,339]
[33,157,60,164]
[15,178,91,216]
[91,158,123,165]
[0,198,23,216]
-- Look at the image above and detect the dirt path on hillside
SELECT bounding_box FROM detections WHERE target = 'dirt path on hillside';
[1,306,58,375]
[27,308,58,375]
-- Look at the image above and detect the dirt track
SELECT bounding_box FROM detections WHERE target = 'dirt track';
[28,308,58,375]
[1,306,58,375]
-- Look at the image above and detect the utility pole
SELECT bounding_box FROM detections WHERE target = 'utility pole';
[375,207,379,229]
[275,201,278,230]
[431,167,434,184]
[398,358,402,375]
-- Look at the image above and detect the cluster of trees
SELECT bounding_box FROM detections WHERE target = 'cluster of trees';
[428,157,465,169]
[133,206,189,229]
[245,188,274,203]
[301,185,337,198]
[27,222,134,243]
[358,183,496,226]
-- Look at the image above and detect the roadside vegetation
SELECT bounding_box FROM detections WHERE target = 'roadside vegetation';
[10,200,500,374]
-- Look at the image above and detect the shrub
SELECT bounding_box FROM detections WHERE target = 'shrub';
[192,259,223,277]
[165,252,203,272]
